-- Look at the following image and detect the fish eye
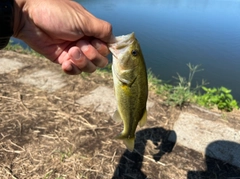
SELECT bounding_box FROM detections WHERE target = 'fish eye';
[131,49,138,56]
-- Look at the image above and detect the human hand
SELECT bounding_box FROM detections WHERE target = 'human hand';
[13,0,113,74]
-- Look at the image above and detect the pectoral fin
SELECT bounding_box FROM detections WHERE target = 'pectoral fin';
[112,110,122,122]
[138,109,147,127]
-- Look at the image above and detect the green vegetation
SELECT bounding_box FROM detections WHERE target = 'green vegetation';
[5,40,42,57]
[166,63,208,108]
[147,63,239,112]
[5,42,239,112]
[196,86,239,111]
[147,69,171,97]
[97,62,112,73]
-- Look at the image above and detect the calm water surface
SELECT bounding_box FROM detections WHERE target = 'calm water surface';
[14,0,240,101]
[76,0,240,101]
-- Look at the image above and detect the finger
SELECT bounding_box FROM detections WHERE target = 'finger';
[77,40,108,68]
[91,39,110,57]
[62,60,82,75]
[69,46,97,73]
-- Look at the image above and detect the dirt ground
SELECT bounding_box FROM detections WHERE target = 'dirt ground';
[0,51,240,179]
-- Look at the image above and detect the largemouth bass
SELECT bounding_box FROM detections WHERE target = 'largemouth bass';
[108,32,148,152]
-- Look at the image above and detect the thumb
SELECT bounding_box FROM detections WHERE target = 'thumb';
[79,8,113,42]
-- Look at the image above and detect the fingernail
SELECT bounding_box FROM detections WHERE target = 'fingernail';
[77,40,89,52]
[95,41,101,50]
[72,50,82,61]
[91,40,101,50]
[81,44,89,52]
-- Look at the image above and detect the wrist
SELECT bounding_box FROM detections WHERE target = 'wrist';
[13,0,26,38]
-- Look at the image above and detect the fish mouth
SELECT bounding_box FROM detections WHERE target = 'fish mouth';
[108,32,135,58]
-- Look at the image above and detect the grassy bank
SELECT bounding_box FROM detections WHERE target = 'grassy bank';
[5,42,239,112]
[147,64,239,112]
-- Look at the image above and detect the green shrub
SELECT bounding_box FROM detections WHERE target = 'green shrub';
[196,86,239,112]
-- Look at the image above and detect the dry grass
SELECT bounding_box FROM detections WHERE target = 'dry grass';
[0,81,173,179]
[0,51,240,179]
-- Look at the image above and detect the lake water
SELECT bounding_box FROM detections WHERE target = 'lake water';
[13,0,240,101]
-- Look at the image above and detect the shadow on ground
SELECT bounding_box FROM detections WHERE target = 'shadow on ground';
[188,140,240,179]
[112,127,176,179]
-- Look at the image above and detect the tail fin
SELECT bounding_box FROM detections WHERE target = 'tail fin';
[122,138,135,152]
[115,134,135,152]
